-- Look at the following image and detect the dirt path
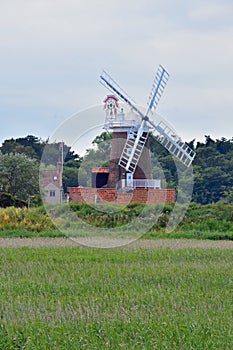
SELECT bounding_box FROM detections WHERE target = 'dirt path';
[0,237,233,249]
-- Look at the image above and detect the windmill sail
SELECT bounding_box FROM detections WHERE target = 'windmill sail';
[144,66,195,166]
[146,65,169,117]
[147,119,195,167]
[100,66,196,171]
[100,70,144,118]
[118,121,149,173]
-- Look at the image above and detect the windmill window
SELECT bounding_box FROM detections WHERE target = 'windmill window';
[50,190,56,197]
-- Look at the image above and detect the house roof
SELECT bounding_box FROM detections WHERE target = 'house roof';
[92,167,109,174]
[44,182,61,191]
[40,169,62,188]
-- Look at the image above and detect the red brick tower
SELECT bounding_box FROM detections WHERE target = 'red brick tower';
[103,95,152,189]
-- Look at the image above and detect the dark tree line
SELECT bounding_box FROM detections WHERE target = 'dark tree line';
[0,135,81,166]
[0,133,233,205]
[0,135,82,204]
[150,134,233,204]
[191,136,233,204]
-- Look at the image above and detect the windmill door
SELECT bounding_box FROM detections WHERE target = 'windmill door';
[126,173,133,188]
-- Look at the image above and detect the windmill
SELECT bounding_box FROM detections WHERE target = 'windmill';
[100,65,196,190]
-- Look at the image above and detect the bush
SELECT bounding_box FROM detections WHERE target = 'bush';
[0,206,55,232]
[0,192,27,208]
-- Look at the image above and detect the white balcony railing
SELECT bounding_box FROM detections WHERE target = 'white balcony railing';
[120,179,161,189]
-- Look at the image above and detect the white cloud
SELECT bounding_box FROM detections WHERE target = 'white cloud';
[0,0,233,145]
[189,2,233,22]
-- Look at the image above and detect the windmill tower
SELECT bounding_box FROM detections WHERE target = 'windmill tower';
[100,65,196,190]
[103,94,153,189]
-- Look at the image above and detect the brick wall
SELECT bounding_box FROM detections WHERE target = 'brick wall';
[67,187,176,204]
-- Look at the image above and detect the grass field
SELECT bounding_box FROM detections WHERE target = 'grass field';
[0,245,232,349]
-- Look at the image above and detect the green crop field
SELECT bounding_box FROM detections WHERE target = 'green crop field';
[0,246,232,349]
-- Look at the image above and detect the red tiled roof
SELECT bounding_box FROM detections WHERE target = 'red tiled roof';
[92,167,109,174]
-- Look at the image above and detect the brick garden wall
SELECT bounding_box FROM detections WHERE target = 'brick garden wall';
[67,187,176,204]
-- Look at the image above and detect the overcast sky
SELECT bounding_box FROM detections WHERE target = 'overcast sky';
[0,0,233,148]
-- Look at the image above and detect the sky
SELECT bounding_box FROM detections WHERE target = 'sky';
[0,0,233,150]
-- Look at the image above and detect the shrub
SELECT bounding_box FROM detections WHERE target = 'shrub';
[0,192,27,208]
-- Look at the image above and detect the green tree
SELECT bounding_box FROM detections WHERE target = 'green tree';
[62,167,79,191]
[0,152,39,201]
[1,135,82,166]
[0,135,45,160]
[92,131,112,146]
[41,141,81,166]
[192,136,233,204]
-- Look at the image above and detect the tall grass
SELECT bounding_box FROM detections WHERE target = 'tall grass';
[0,202,233,240]
[0,247,232,349]
[0,206,58,236]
